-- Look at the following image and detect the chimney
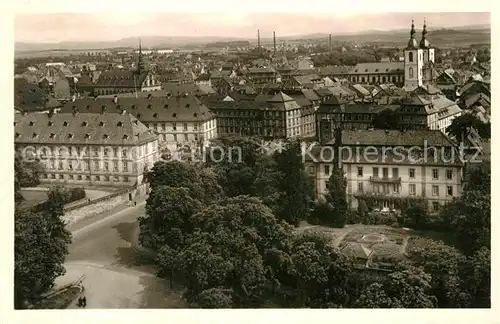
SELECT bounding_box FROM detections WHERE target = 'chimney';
[113,95,118,104]
[273,31,276,55]
[121,109,126,115]
[329,34,332,53]
[257,29,261,52]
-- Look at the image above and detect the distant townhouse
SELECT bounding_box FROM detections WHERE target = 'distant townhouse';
[347,62,405,86]
[14,111,159,187]
[61,94,217,152]
[207,91,314,139]
[92,69,161,96]
[245,67,279,85]
[304,129,464,212]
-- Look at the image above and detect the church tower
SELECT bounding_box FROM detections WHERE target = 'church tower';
[137,38,145,73]
[404,20,424,88]
[419,20,435,85]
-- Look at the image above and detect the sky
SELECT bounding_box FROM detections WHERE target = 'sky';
[15,12,491,43]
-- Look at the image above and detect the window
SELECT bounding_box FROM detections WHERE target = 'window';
[446,169,453,180]
[69,175,74,180]
[105,175,110,181]
[84,161,89,171]
[94,161,100,170]
[50,174,56,179]
[113,148,118,157]
[432,201,440,211]
[77,175,82,180]
[123,176,129,182]
[122,149,127,158]
[409,184,416,195]
[58,161,63,170]
[432,185,439,196]
[309,166,314,174]
[174,134,178,141]
[357,182,364,192]
[409,67,414,78]
[194,123,198,131]
[173,123,177,131]
[324,165,330,176]
[104,162,109,171]
[372,167,379,178]
[85,175,90,180]
[68,161,73,170]
[409,52,413,62]
[393,184,399,193]
[183,123,188,131]
[113,176,119,182]
[382,168,388,178]
[392,168,399,178]
[43,174,48,179]
[447,186,453,196]
[432,169,439,180]
[184,134,188,141]
[122,161,128,172]
[95,175,101,181]
[59,174,64,179]
[409,168,415,179]
[113,161,119,172]
[104,148,109,157]
[94,147,99,156]
[357,167,363,177]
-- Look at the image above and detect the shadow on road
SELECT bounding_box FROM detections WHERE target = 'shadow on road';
[113,221,137,243]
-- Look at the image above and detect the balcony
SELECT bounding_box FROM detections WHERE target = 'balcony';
[369,176,401,184]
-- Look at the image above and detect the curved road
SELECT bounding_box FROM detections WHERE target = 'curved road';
[58,201,186,308]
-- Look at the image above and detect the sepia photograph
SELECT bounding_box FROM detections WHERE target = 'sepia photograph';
[6,6,493,318]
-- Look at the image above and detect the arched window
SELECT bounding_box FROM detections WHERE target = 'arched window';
[409,67,414,78]
[409,52,413,62]
[382,77,386,83]
[392,76,396,83]
[361,77,365,83]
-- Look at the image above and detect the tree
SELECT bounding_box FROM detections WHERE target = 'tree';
[14,189,72,308]
[139,186,203,251]
[457,247,490,308]
[274,140,315,226]
[446,114,491,142]
[371,108,401,130]
[441,189,490,255]
[146,161,222,204]
[322,168,349,227]
[355,264,437,308]
[406,238,466,307]
[403,204,430,229]
[14,154,43,203]
[192,288,234,308]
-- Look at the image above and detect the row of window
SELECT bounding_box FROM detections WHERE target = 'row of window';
[39,147,130,158]
[144,120,215,132]
[43,173,129,182]
[354,166,454,180]
[47,159,132,172]
[357,182,454,196]
[351,75,401,84]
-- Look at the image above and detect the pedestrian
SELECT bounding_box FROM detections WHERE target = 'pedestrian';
[82,296,87,308]
[134,201,137,206]
[77,297,83,307]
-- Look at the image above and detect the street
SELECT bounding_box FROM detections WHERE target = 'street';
[57,200,187,308]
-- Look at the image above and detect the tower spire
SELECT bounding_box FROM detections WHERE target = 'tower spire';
[410,19,416,38]
[422,19,428,38]
[257,29,261,53]
[137,38,145,72]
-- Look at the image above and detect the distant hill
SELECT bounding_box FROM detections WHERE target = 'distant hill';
[15,25,490,53]
[205,40,251,49]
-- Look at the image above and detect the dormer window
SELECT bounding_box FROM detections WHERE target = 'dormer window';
[86,105,91,110]
[99,121,105,126]
[14,121,17,126]
[172,113,177,117]
[365,69,368,72]
[386,69,389,72]
[29,121,35,126]
[185,104,190,108]
[164,104,169,109]
[32,132,38,138]
[123,135,129,139]
[15,132,21,138]
[49,133,56,139]
[147,104,152,109]
[116,105,121,110]
[47,121,54,126]
[82,121,88,126]
[375,69,379,72]
[117,121,123,127]
[63,121,69,126]
[68,133,74,139]
[133,120,138,125]
[355,69,358,72]
[137,113,141,118]
[85,133,91,139]
[103,134,109,139]
[193,113,198,117]
[132,105,137,109]
[153,113,158,118]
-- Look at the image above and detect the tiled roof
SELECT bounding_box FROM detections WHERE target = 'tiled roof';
[339,129,455,147]
[60,95,215,122]
[349,62,404,75]
[14,112,156,146]
[95,70,149,87]
[351,84,370,96]
[317,66,351,76]
[268,91,294,103]
[302,89,321,101]
[292,74,323,85]
[247,67,276,74]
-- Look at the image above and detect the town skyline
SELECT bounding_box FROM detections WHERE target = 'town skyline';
[15,12,490,43]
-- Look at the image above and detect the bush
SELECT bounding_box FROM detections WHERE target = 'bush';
[50,187,86,205]
[374,213,399,227]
